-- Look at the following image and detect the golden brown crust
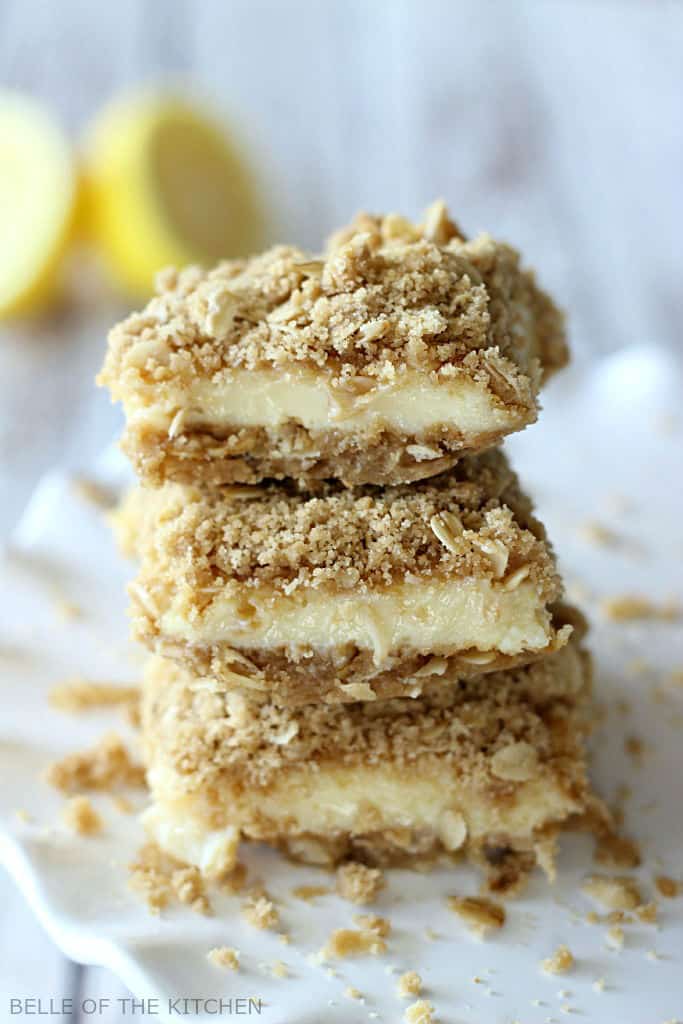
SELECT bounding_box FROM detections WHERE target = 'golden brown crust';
[120,419,524,489]
[122,449,560,600]
[141,634,593,790]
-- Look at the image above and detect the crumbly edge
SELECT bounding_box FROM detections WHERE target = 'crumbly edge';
[140,632,594,790]
[120,449,562,608]
[99,201,567,406]
[140,612,573,705]
[120,416,531,488]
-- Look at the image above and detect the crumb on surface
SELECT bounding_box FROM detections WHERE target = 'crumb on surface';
[344,987,363,1001]
[172,866,211,915]
[49,678,140,716]
[601,595,680,622]
[70,476,116,509]
[321,927,387,960]
[54,599,82,622]
[655,876,681,899]
[578,522,619,547]
[291,884,330,902]
[594,831,641,869]
[625,735,645,761]
[353,913,391,938]
[127,842,178,914]
[404,999,435,1023]
[447,895,506,936]
[45,732,146,793]
[336,861,385,905]
[592,977,606,992]
[207,946,240,970]
[606,925,625,949]
[242,891,279,931]
[270,960,288,978]
[582,874,642,911]
[636,902,658,923]
[541,945,574,975]
[220,861,248,893]
[62,795,103,836]
[397,971,423,998]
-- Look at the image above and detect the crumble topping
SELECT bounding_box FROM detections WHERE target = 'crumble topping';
[207,947,239,970]
[101,201,566,400]
[447,895,506,936]
[336,862,385,905]
[129,449,560,599]
[397,971,423,998]
[62,795,103,836]
[541,945,575,975]
[46,733,145,793]
[321,927,387,959]
[582,875,642,911]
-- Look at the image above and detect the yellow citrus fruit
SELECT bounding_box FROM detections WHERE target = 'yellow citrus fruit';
[0,91,79,318]
[83,92,264,298]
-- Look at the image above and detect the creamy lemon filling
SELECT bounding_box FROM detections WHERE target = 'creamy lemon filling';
[124,368,526,437]
[144,765,580,878]
[157,578,553,664]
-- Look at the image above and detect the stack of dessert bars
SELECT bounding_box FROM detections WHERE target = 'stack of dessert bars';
[101,202,603,893]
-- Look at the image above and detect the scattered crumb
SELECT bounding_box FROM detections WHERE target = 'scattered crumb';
[45,732,145,793]
[602,595,680,622]
[606,925,625,949]
[128,842,178,914]
[321,927,387,960]
[646,949,661,961]
[636,902,658,923]
[220,861,248,894]
[655,875,681,898]
[594,832,641,869]
[447,895,505,937]
[270,960,288,978]
[48,678,140,717]
[171,867,211,914]
[242,891,279,931]
[397,971,423,998]
[207,946,240,970]
[291,884,329,902]
[592,977,606,993]
[344,987,363,1001]
[625,735,645,761]
[336,861,384,905]
[541,945,574,975]
[405,999,435,1024]
[424,927,439,941]
[353,913,391,938]
[62,795,103,836]
[14,809,31,823]
[111,794,134,814]
[579,521,619,547]
[54,599,82,622]
[71,476,116,509]
[582,875,642,910]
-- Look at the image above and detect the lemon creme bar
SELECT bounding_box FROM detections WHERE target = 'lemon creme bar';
[116,450,571,705]
[141,625,600,888]
[99,201,567,488]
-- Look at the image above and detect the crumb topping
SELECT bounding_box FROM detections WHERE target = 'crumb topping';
[336,862,385,905]
[62,795,103,836]
[46,733,145,793]
[100,202,566,404]
[130,449,560,600]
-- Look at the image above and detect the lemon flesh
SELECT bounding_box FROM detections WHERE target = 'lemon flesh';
[0,91,78,318]
[84,94,263,298]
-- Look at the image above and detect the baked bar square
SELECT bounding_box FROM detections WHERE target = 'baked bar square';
[141,628,600,890]
[99,201,567,488]
[116,450,571,705]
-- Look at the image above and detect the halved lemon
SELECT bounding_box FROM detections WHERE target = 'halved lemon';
[83,92,263,298]
[0,91,79,318]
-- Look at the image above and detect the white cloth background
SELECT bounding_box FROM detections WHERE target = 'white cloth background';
[1,0,682,1016]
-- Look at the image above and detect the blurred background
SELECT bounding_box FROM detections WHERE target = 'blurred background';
[1,0,682,1014]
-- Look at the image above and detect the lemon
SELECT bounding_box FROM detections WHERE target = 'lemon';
[83,92,263,298]
[0,91,79,318]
